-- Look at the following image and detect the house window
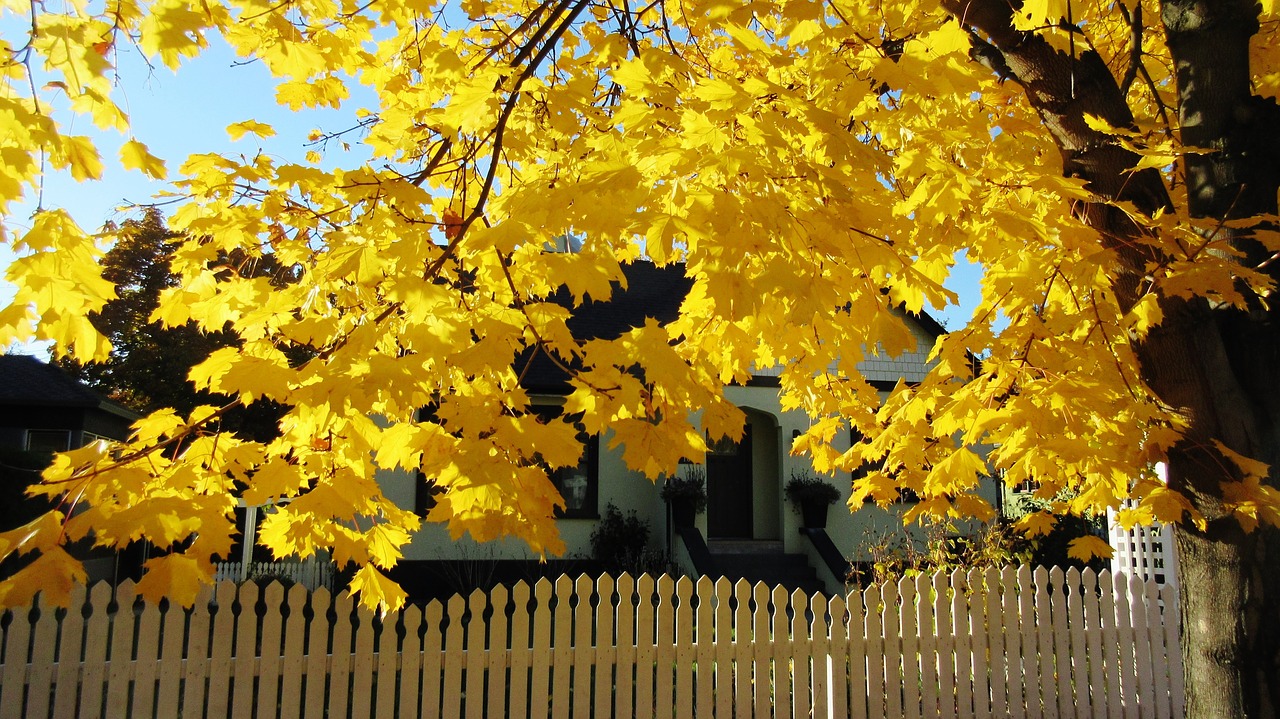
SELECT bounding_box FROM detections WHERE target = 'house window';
[553,434,599,519]
[531,405,599,519]
[1014,478,1041,494]
[26,429,71,453]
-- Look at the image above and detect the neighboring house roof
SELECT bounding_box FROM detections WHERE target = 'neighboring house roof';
[0,355,140,420]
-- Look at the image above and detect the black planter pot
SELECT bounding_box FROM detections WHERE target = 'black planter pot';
[800,500,830,529]
[670,499,697,528]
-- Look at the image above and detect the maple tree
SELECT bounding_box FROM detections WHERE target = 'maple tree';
[55,207,296,440]
[0,0,1277,714]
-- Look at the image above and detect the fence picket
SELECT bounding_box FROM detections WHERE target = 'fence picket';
[1,604,33,719]
[751,582,770,719]
[442,594,466,718]
[508,583,532,719]
[968,568,991,719]
[24,595,59,719]
[1144,579,1171,719]
[613,575,636,719]
[1082,569,1106,719]
[1127,573,1157,719]
[1000,566,1023,716]
[950,568,974,719]
[594,576,616,719]
[1097,570,1123,719]
[828,593,851,719]
[489,584,512,719]
[933,571,956,719]
[0,570,1185,719]
[552,576,575,718]
[915,574,937,719]
[229,582,259,719]
[328,590,355,718]
[633,574,655,719]
[280,585,309,719]
[1016,566,1041,718]
[811,591,829,719]
[574,575,596,719]
[1050,567,1073,719]
[1066,567,1090,719]
[375,606,400,719]
[420,601,444,719]
[673,578,695,715]
[865,582,885,719]
[791,590,811,718]
[128,594,161,719]
[711,578,732,719]
[52,584,87,719]
[464,589,487,719]
[398,603,424,719]
[1110,570,1139,719]
[78,583,114,719]
[771,584,792,719]
[302,588,333,719]
[730,580,752,717]
[694,577,715,717]
[985,568,1007,719]
[847,585,869,719]
[258,582,287,718]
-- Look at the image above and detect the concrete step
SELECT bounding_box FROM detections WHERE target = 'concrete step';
[706,539,785,554]
[707,548,824,595]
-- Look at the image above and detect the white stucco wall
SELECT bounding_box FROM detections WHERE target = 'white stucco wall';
[380,312,991,569]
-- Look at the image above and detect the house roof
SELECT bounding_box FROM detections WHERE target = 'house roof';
[521,261,693,392]
[518,260,949,393]
[0,355,140,420]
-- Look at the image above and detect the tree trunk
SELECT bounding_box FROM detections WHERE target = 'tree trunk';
[941,0,1280,715]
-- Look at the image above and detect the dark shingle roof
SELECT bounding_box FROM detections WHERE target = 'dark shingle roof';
[521,261,693,392]
[0,355,139,419]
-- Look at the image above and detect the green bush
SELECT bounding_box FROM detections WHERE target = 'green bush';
[590,503,670,576]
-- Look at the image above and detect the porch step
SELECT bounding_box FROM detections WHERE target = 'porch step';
[706,543,825,595]
[706,539,784,555]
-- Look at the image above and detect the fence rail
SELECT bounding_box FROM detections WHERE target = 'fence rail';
[0,565,1182,719]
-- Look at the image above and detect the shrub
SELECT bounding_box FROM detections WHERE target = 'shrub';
[784,471,841,506]
[659,466,708,513]
[590,504,651,574]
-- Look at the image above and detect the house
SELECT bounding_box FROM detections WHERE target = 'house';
[0,354,139,452]
[380,261,1000,600]
[0,354,140,583]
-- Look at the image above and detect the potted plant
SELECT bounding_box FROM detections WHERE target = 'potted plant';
[661,466,708,528]
[785,471,841,529]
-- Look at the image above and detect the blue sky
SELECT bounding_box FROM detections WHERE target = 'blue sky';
[2,32,984,354]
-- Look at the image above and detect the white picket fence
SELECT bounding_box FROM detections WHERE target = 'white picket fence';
[212,559,335,592]
[0,565,1182,719]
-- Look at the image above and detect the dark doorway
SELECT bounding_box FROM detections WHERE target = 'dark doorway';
[707,430,753,538]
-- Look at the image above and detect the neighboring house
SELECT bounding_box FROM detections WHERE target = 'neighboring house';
[0,354,140,583]
[0,354,139,452]
[381,262,1001,600]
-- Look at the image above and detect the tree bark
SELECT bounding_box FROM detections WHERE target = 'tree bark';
[941,0,1280,715]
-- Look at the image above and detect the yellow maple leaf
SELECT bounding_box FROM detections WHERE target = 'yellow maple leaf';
[1015,511,1058,538]
[1066,535,1114,563]
[119,139,167,179]
[348,563,408,615]
[226,120,277,141]
[136,554,208,607]
[0,546,86,608]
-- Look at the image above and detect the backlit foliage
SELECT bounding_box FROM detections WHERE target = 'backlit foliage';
[1,0,1277,612]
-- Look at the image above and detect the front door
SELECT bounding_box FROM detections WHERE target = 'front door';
[707,431,752,538]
